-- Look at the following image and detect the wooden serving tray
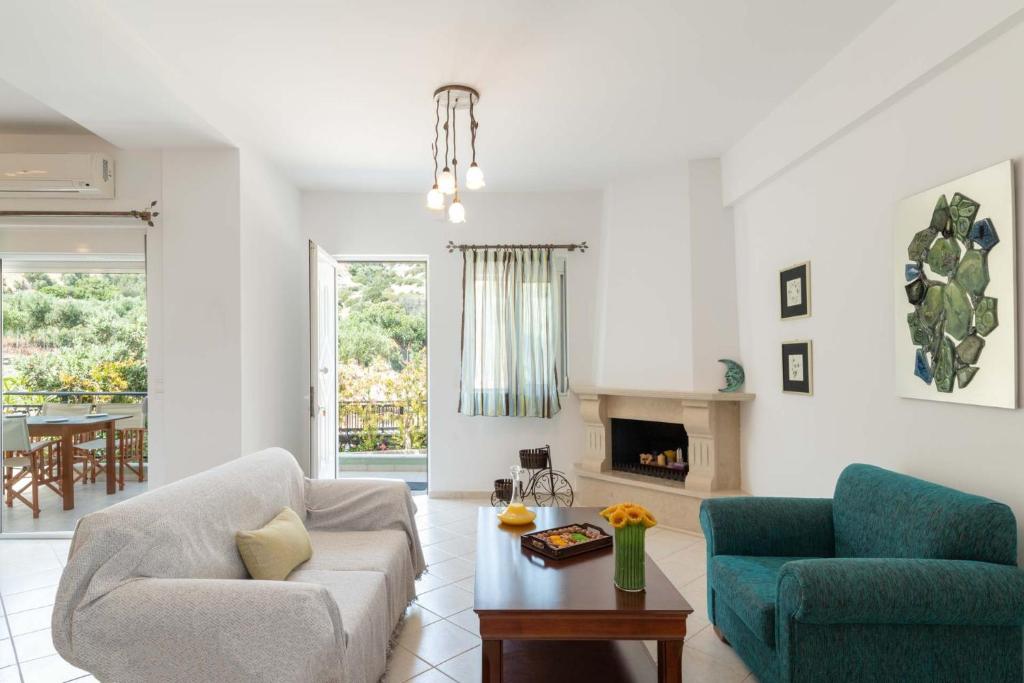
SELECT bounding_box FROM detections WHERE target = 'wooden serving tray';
[521,523,612,560]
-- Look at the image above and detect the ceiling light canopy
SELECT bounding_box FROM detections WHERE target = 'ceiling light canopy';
[427,84,483,222]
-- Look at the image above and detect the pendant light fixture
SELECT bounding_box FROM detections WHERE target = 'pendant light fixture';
[428,85,483,222]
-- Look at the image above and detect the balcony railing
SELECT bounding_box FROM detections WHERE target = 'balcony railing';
[2,391,147,415]
[339,400,425,452]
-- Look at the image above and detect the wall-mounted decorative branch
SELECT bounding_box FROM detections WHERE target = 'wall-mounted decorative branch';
[0,200,159,226]
[446,240,588,253]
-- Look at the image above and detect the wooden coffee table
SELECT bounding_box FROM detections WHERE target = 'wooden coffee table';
[474,507,692,682]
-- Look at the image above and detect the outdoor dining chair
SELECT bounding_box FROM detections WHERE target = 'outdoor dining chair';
[3,415,62,518]
[72,404,146,488]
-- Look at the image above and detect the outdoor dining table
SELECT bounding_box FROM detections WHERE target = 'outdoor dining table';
[27,414,133,510]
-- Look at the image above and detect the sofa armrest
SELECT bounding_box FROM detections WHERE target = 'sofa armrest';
[778,558,1024,626]
[55,578,345,682]
[700,497,835,558]
[305,477,426,576]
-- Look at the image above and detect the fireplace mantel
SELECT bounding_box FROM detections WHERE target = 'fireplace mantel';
[572,385,754,492]
[572,385,755,403]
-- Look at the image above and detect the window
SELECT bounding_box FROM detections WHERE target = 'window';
[459,248,566,417]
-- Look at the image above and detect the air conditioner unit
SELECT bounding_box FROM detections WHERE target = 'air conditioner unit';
[0,153,115,199]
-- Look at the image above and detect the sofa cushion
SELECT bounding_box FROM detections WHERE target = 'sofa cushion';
[302,529,415,624]
[833,464,1017,564]
[289,569,390,683]
[712,555,809,647]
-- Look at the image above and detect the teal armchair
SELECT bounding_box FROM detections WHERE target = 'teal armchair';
[700,464,1024,683]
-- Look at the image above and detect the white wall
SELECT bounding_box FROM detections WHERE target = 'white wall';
[688,159,740,389]
[149,148,243,485]
[302,191,602,493]
[731,20,1024,559]
[239,150,308,466]
[595,174,694,389]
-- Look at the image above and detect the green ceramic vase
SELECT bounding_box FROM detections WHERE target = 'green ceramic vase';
[614,523,646,592]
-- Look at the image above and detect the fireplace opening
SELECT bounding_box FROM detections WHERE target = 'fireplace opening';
[611,418,688,483]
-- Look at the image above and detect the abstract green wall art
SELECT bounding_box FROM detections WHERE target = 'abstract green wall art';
[893,161,1016,409]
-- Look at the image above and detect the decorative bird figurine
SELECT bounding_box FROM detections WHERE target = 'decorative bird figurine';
[718,359,745,393]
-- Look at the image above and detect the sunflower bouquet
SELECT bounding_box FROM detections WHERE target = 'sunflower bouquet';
[600,502,657,529]
[601,502,656,592]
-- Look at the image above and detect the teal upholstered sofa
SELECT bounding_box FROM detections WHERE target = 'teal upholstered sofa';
[699,464,1024,682]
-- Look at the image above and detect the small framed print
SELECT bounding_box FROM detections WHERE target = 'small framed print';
[781,340,813,395]
[779,262,811,319]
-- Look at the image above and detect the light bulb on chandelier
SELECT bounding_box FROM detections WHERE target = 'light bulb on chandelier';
[466,163,485,190]
[426,185,444,210]
[448,194,466,223]
[437,168,456,195]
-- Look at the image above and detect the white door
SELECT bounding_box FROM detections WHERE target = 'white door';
[309,242,338,479]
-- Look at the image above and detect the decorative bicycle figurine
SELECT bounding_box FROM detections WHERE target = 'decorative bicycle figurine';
[491,445,574,507]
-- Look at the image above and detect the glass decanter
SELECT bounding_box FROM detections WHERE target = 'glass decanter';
[497,464,536,525]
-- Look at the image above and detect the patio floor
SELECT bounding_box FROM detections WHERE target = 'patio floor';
[2,478,148,535]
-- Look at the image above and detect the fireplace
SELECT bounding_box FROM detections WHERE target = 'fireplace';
[611,418,688,483]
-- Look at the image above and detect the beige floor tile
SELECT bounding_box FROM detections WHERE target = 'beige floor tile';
[686,614,711,639]
[0,555,62,581]
[453,576,475,594]
[677,645,749,683]
[383,646,431,682]
[428,538,476,559]
[17,653,88,683]
[407,668,456,682]
[415,585,474,618]
[402,603,443,633]
[688,626,750,676]
[421,545,455,565]
[13,628,57,662]
[3,585,58,615]
[6,605,53,637]
[418,526,460,548]
[425,558,474,583]
[438,517,479,536]
[45,541,72,564]
[655,545,707,589]
[0,665,19,683]
[678,573,709,617]
[0,568,64,597]
[646,528,702,560]
[446,608,479,637]
[396,620,479,667]
[415,572,449,593]
[435,645,481,683]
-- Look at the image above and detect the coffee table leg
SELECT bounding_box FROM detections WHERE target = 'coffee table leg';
[658,639,683,682]
[482,639,502,683]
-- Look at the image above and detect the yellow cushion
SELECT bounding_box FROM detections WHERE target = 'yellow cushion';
[236,507,313,580]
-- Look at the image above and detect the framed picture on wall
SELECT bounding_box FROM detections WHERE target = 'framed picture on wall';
[779,262,811,319]
[892,160,1016,409]
[781,340,813,395]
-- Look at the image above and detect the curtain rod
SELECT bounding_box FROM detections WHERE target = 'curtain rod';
[446,240,588,253]
[0,201,159,227]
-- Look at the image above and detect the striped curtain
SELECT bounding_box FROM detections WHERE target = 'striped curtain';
[459,248,561,417]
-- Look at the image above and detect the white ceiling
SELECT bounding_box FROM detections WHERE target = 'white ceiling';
[0,79,84,133]
[1,1,896,191]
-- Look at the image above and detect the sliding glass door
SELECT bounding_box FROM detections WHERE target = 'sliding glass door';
[1,256,149,534]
